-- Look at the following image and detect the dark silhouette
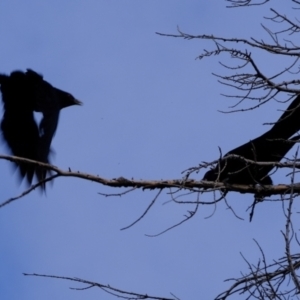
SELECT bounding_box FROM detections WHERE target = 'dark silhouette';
[203,95,300,185]
[0,69,81,189]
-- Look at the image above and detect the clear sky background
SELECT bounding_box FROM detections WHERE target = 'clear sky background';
[0,1,299,299]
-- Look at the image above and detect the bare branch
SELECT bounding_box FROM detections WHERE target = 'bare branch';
[3,154,300,210]
[145,193,200,237]
[156,24,300,107]
[23,273,176,300]
[121,189,162,230]
[156,29,300,57]
[215,154,300,299]
[225,0,270,8]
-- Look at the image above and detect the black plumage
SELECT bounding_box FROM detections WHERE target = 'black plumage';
[0,69,81,189]
[203,95,300,185]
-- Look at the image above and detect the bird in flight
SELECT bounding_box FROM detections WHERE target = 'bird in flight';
[202,95,300,185]
[0,69,82,189]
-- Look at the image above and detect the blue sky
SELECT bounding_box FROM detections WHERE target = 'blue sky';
[0,1,299,299]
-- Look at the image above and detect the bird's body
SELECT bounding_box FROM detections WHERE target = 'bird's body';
[203,95,300,185]
[0,69,81,189]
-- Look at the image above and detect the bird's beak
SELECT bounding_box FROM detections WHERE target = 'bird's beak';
[74,99,83,105]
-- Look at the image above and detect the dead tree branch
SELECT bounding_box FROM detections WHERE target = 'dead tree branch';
[225,0,270,8]
[156,6,300,109]
[23,273,177,300]
[216,160,300,299]
[2,154,300,206]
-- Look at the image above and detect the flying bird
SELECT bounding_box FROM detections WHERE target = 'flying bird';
[0,69,81,189]
[203,95,300,185]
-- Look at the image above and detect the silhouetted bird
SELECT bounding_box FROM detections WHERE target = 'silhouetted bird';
[0,69,81,189]
[203,95,300,185]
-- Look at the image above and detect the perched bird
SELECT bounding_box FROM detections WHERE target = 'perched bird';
[203,95,300,185]
[0,69,81,189]
[203,135,300,185]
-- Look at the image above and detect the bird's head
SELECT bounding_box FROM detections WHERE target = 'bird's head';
[202,168,218,182]
[25,69,82,110]
[56,89,82,109]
